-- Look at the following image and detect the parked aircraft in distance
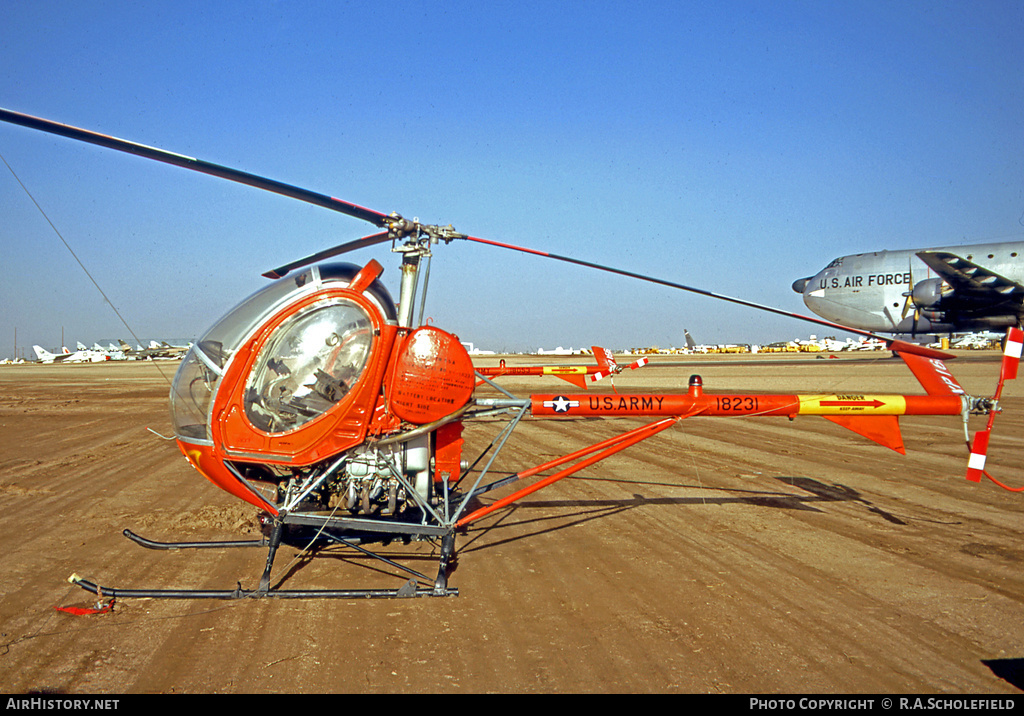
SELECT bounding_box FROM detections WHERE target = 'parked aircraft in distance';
[79,341,127,361]
[947,332,1002,349]
[117,339,189,360]
[93,343,127,360]
[792,240,1024,334]
[33,345,108,363]
[460,342,496,355]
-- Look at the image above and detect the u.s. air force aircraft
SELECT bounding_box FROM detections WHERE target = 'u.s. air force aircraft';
[792,240,1024,334]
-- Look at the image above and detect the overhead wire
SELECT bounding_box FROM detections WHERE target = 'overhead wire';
[0,150,173,386]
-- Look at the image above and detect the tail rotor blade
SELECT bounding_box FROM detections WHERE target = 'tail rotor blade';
[628,356,650,371]
[1000,327,1023,383]
[967,429,992,483]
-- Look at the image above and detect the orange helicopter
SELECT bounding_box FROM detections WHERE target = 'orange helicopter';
[1,107,1020,601]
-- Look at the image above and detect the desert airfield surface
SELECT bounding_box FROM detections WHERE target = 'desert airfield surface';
[0,352,1022,694]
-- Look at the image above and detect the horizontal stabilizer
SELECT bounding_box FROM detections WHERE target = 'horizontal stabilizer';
[823,414,905,454]
[555,372,589,389]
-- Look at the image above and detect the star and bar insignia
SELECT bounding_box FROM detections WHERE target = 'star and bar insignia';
[543,396,579,413]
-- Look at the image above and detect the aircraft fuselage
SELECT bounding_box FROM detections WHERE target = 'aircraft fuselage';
[793,241,1024,334]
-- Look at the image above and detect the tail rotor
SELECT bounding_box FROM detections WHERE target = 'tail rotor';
[588,346,650,388]
[966,327,1023,488]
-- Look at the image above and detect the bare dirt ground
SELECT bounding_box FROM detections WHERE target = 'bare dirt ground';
[1,352,1022,694]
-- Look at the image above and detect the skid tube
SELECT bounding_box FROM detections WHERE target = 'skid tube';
[70,576,457,600]
[122,529,269,550]
[70,520,459,600]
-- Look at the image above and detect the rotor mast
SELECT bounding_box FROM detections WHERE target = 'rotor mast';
[384,218,465,328]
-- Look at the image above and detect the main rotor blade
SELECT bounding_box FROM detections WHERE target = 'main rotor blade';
[461,235,949,357]
[262,231,391,279]
[0,107,390,228]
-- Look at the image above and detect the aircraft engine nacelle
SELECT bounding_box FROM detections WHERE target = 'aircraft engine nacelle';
[910,277,947,309]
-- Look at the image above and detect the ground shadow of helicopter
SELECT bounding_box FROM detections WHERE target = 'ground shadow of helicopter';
[982,658,1024,691]
[458,475,908,557]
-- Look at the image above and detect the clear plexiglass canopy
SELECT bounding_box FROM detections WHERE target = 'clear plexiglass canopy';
[170,265,384,443]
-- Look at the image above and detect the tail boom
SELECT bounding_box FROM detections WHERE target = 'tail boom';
[531,392,964,419]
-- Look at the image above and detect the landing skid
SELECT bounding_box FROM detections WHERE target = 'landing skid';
[122,529,268,550]
[71,521,459,600]
[70,576,457,600]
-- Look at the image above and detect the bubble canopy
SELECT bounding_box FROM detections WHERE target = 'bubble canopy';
[170,263,396,444]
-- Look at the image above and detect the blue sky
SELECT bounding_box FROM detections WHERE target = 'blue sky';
[2,0,1023,356]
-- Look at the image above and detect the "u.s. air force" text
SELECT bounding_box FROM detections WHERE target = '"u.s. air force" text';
[820,272,911,289]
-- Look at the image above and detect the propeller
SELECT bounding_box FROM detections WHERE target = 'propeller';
[900,293,919,321]
[900,289,922,334]
[900,255,925,334]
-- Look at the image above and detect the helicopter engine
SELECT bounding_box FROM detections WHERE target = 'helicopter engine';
[327,435,431,515]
